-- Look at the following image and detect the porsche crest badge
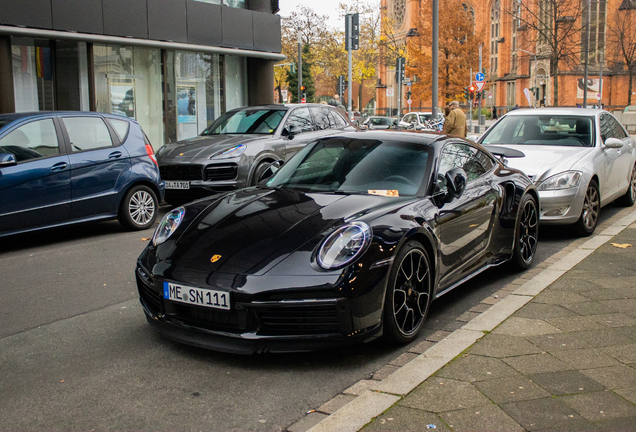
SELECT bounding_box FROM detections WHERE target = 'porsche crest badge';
[210,255,222,263]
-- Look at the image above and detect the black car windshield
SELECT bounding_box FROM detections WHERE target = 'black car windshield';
[481,115,595,147]
[267,137,432,196]
[201,109,286,135]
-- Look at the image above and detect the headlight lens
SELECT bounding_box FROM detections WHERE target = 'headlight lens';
[210,144,247,159]
[537,171,583,191]
[152,207,185,246]
[317,222,372,270]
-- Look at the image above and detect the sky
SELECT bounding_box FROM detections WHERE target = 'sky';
[278,0,345,28]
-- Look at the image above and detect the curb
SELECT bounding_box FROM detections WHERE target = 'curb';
[292,207,636,432]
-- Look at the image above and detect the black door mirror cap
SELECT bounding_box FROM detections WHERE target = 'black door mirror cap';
[445,168,468,200]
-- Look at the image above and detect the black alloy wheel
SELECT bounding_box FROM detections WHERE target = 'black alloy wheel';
[119,185,158,230]
[383,241,433,343]
[617,164,636,207]
[574,180,600,236]
[511,194,539,270]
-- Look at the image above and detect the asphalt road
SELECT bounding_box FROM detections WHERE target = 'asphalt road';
[0,203,625,431]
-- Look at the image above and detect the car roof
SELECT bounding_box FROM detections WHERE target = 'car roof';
[225,104,344,112]
[504,108,603,116]
[317,129,446,145]
[0,111,137,122]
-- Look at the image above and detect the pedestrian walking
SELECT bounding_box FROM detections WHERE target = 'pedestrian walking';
[442,101,467,137]
[491,105,497,119]
[328,94,340,107]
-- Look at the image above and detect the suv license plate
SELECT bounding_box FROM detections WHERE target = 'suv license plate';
[165,181,190,189]
[163,282,230,310]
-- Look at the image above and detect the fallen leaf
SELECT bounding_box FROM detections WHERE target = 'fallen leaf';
[140,238,150,241]
[60,380,65,383]
[611,243,632,248]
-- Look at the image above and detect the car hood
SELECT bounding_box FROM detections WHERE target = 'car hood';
[158,134,270,160]
[166,188,413,277]
[486,144,594,183]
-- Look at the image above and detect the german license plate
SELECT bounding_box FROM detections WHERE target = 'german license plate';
[165,181,190,190]
[163,282,230,310]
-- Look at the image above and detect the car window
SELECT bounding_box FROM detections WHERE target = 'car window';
[285,107,314,132]
[608,115,627,139]
[62,117,113,152]
[311,107,341,130]
[0,119,60,162]
[108,118,130,141]
[437,143,488,192]
[418,114,432,123]
[329,110,348,127]
[481,115,594,147]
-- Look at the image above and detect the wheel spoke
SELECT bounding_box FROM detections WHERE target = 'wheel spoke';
[394,289,407,315]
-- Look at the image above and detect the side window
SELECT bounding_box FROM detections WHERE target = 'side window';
[285,108,314,133]
[609,116,627,139]
[437,143,489,192]
[600,114,613,142]
[310,108,331,130]
[62,117,113,152]
[0,119,60,162]
[108,119,130,142]
[329,110,347,128]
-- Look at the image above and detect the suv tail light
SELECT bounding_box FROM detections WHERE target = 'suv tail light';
[146,144,158,166]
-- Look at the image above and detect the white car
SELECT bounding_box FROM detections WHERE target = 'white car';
[399,112,444,131]
[476,108,636,236]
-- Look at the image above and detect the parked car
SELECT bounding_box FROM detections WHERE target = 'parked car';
[476,108,636,236]
[399,112,441,130]
[136,130,538,354]
[0,111,165,237]
[349,110,363,126]
[360,116,395,130]
[156,104,354,205]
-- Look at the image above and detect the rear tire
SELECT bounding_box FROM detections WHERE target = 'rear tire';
[511,194,539,270]
[573,180,600,237]
[382,241,433,344]
[616,164,636,207]
[118,185,158,231]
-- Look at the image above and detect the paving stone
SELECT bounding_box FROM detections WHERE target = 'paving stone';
[532,420,600,432]
[561,301,617,316]
[492,317,563,337]
[480,296,501,305]
[544,316,606,332]
[362,406,450,432]
[593,276,636,291]
[588,313,636,328]
[500,398,585,431]
[287,412,329,432]
[469,303,492,313]
[528,370,606,396]
[612,286,636,299]
[443,320,465,332]
[526,333,593,352]
[614,387,636,404]
[468,334,543,358]
[456,311,481,322]
[435,354,520,383]
[553,348,623,370]
[577,328,634,348]
[560,391,636,422]
[503,353,572,375]
[343,379,376,396]
[316,394,356,415]
[598,298,636,314]
[372,364,400,381]
[581,366,636,390]
[441,403,524,432]
[514,303,577,319]
[594,416,636,432]
[474,376,550,403]
[407,340,434,354]
[549,279,604,293]
[426,330,452,342]
[389,352,419,367]
[602,344,636,364]
[578,289,628,301]
[399,377,490,413]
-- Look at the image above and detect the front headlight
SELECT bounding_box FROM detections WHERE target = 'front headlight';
[537,171,583,191]
[317,222,372,270]
[210,144,247,159]
[152,207,185,246]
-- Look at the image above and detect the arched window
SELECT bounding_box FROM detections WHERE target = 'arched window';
[391,0,406,29]
[490,0,501,73]
[581,0,607,64]
[463,3,476,29]
[511,0,521,72]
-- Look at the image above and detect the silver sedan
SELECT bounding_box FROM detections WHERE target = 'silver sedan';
[475,108,636,236]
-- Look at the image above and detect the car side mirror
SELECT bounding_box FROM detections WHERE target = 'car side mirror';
[445,168,467,200]
[604,137,623,149]
[0,153,17,168]
[467,134,481,142]
[393,119,398,126]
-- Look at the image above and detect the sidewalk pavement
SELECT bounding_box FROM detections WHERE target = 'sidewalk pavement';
[293,206,636,432]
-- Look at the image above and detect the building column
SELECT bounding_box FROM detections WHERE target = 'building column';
[0,35,15,114]
[247,58,274,105]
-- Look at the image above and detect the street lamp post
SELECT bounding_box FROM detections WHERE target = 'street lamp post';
[517,48,537,107]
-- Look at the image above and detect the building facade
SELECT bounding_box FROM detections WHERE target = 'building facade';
[378,0,635,114]
[0,0,284,147]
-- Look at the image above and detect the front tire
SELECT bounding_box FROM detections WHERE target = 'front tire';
[251,161,275,186]
[616,164,636,207]
[383,241,433,344]
[573,180,600,237]
[118,185,158,230]
[511,194,539,270]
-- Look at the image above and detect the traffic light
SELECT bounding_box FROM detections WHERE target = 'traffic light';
[463,86,470,100]
[337,75,347,95]
[469,85,475,99]
[395,57,405,83]
[300,86,306,103]
[345,13,360,50]
[406,90,412,100]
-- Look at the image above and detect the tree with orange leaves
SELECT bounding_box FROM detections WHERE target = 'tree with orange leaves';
[406,0,486,105]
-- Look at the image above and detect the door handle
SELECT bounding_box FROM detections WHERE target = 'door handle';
[50,162,68,172]
[108,151,123,159]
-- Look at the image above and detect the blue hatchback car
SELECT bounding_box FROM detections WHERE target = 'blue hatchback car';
[0,112,165,237]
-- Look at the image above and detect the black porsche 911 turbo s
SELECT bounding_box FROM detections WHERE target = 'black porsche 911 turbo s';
[136,130,539,354]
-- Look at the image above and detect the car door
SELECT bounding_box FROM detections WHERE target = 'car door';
[607,114,634,193]
[281,107,324,161]
[435,142,499,289]
[60,115,132,219]
[0,117,71,234]
[599,113,628,199]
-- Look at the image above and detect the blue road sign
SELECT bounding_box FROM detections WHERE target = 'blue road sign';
[476,73,485,82]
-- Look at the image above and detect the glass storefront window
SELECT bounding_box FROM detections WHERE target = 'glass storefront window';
[11,38,55,112]
[93,44,164,148]
[225,55,247,112]
[193,0,245,7]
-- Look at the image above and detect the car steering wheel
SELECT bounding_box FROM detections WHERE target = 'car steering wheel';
[384,175,418,188]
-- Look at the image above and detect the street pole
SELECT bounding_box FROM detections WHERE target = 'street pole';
[297,27,302,103]
[432,0,439,118]
[469,67,473,132]
[583,0,591,107]
[599,50,604,105]
[397,59,402,120]
[478,44,482,131]
[347,14,353,119]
